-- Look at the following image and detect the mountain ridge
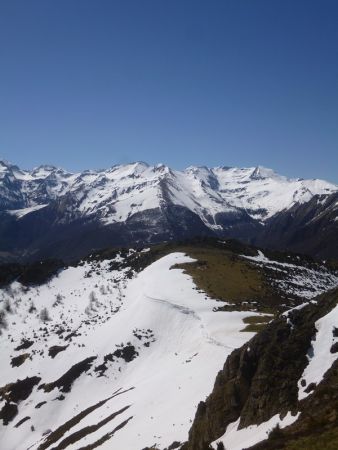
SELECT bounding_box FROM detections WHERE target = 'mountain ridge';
[0,160,337,261]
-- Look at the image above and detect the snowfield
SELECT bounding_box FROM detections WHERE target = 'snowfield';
[0,252,260,450]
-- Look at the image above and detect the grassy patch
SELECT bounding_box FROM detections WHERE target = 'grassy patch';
[175,247,265,301]
[284,428,338,450]
[241,315,273,332]
[173,246,281,313]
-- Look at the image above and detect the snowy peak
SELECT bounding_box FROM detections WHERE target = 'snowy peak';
[249,165,281,180]
[31,165,59,177]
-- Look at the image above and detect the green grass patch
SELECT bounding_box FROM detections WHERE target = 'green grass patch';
[173,246,281,313]
[284,427,338,450]
[175,247,265,301]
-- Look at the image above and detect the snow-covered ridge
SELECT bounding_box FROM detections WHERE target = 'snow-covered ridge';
[0,160,336,227]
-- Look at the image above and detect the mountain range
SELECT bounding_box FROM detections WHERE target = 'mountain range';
[0,160,337,261]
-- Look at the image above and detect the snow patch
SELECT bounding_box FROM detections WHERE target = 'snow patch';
[7,204,48,218]
[211,411,300,450]
[298,304,338,400]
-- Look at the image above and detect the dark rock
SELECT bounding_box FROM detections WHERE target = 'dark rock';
[15,416,30,428]
[0,402,18,425]
[330,342,338,354]
[48,345,68,358]
[14,339,33,351]
[11,353,30,367]
[167,441,181,449]
[35,401,47,409]
[304,382,317,393]
[64,331,80,342]
[113,345,138,363]
[39,356,97,393]
[94,362,108,377]
[0,376,41,404]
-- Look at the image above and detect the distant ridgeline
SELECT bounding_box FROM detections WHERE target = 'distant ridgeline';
[0,160,337,262]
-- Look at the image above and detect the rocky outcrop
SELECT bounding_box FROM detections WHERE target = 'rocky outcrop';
[182,288,338,450]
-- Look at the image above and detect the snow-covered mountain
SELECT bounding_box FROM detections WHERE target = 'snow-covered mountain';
[0,160,337,261]
[1,240,337,450]
[0,160,336,224]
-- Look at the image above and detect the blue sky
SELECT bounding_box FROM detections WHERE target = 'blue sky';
[0,0,337,182]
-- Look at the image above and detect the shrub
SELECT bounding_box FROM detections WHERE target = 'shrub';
[89,291,97,302]
[99,285,107,295]
[4,297,12,313]
[28,302,37,313]
[53,293,63,307]
[40,307,51,322]
[85,291,99,315]
[0,310,8,333]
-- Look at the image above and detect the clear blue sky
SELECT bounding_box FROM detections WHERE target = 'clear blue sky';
[0,1,337,182]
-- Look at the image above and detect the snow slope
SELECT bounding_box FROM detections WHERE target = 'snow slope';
[0,252,260,450]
